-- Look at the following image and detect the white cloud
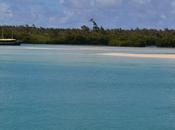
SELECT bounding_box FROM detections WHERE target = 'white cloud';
[0,3,13,18]
[171,0,175,13]
[59,0,92,9]
[57,10,74,24]
[132,0,151,4]
[59,0,122,8]
[95,0,122,7]
[57,0,122,25]
[0,0,174,28]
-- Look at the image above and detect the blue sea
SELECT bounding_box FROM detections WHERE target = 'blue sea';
[0,45,175,130]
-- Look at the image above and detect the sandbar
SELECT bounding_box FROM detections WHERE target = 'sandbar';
[100,53,175,59]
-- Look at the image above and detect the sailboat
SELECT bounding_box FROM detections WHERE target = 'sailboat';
[0,29,21,45]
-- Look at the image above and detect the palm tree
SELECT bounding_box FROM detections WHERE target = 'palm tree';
[89,18,99,31]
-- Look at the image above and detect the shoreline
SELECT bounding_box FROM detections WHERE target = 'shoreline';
[16,43,175,49]
[1,44,175,59]
[1,43,175,50]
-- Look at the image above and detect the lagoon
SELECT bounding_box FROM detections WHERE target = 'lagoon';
[0,45,175,130]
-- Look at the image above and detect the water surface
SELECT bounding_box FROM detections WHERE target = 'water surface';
[0,45,175,130]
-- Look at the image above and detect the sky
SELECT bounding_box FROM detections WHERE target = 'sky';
[0,0,175,29]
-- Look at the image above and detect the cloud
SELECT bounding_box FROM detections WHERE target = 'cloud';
[0,0,175,28]
[59,0,122,8]
[95,0,122,7]
[0,3,13,18]
[132,0,151,4]
[57,0,123,27]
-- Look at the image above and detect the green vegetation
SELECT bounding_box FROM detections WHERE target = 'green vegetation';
[1,23,175,47]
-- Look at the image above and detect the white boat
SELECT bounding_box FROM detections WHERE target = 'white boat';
[0,29,21,45]
[0,39,21,45]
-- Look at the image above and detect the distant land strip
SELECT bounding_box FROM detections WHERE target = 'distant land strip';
[1,25,175,47]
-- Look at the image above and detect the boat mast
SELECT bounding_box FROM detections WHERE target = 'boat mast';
[1,28,4,39]
[11,30,14,39]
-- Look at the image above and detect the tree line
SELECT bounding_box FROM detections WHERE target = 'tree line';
[1,24,175,47]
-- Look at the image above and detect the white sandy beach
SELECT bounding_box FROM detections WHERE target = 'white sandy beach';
[101,53,175,59]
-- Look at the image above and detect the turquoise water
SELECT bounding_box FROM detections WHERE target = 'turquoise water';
[0,45,175,130]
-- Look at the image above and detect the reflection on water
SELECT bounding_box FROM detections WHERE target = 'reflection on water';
[0,45,175,130]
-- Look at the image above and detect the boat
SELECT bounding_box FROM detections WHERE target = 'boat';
[0,39,21,45]
[0,29,21,46]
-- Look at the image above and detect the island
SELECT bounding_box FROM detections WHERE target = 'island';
[1,21,175,47]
